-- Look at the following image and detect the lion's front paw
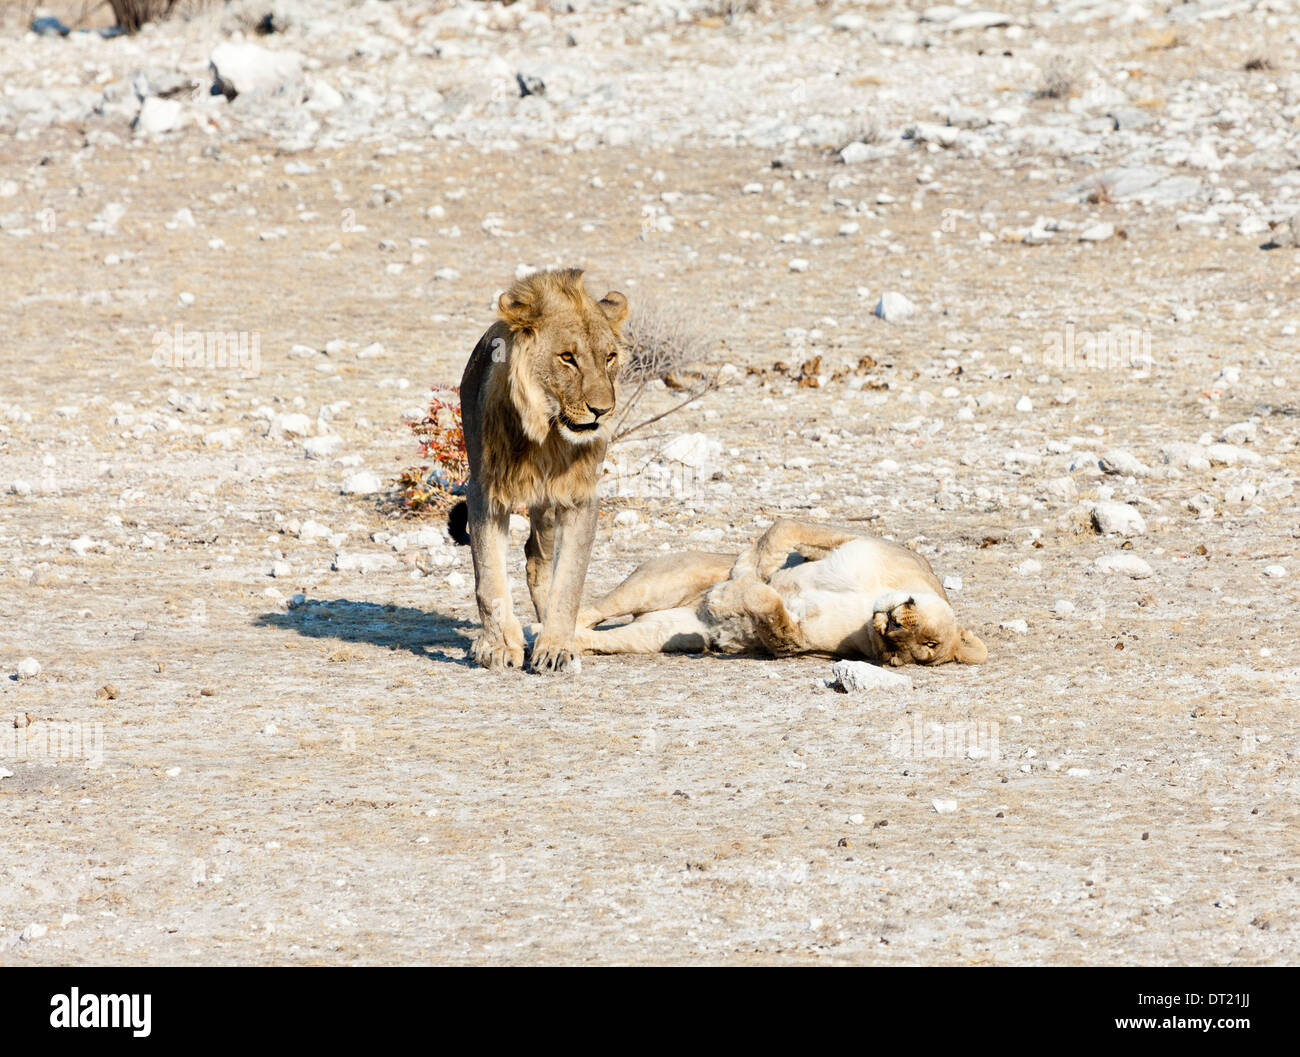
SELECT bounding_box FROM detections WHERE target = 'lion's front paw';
[471,633,524,671]
[528,636,582,675]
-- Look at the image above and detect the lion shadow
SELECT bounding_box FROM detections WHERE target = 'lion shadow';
[255,597,477,666]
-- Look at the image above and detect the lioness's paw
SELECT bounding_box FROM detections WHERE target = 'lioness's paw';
[471,634,524,671]
[528,637,582,675]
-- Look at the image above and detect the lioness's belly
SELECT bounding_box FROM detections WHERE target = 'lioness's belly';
[771,564,878,657]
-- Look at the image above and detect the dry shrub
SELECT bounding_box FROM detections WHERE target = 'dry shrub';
[398,386,468,515]
[1038,55,1079,100]
[614,299,717,441]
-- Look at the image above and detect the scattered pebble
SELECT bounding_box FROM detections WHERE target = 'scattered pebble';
[1095,553,1154,579]
[831,660,912,692]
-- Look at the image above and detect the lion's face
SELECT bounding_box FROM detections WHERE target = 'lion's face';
[871,592,987,666]
[498,269,628,446]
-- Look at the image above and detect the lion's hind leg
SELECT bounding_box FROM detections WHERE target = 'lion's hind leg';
[577,551,734,629]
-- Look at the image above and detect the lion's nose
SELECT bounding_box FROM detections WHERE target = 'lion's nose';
[587,403,613,420]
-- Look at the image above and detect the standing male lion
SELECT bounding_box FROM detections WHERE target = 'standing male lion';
[459,268,628,673]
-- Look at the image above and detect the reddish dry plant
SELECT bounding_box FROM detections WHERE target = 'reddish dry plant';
[399,385,469,514]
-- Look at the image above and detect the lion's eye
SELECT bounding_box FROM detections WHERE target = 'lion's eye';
[559,351,576,365]
[924,642,939,650]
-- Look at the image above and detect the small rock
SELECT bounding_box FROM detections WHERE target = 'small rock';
[999,619,1029,635]
[269,412,313,438]
[1092,501,1147,537]
[270,560,292,578]
[341,471,383,495]
[19,923,47,942]
[303,435,343,459]
[298,520,332,541]
[831,659,912,692]
[874,291,915,323]
[1095,553,1153,579]
[1263,565,1287,579]
[210,41,303,99]
[16,657,41,679]
[932,799,958,815]
[332,552,398,573]
[1099,450,1150,477]
[134,97,183,136]
[1078,222,1115,242]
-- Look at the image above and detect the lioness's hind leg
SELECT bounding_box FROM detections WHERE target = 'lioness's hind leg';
[578,551,735,628]
[574,608,711,654]
[732,519,871,582]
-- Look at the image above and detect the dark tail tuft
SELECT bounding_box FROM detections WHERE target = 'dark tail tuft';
[448,500,469,545]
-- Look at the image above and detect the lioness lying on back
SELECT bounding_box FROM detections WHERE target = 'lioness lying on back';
[532,519,987,667]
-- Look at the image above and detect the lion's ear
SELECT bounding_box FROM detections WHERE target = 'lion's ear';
[953,629,987,665]
[598,291,628,327]
[498,289,540,332]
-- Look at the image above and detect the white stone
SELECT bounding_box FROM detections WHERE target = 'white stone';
[999,619,1029,635]
[874,291,916,322]
[298,520,332,541]
[660,433,722,471]
[134,97,183,136]
[831,660,912,692]
[341,471,383,495]
[1092,501,1147,537]
[1095,553,1153,579]
[1099,450,1150,477]
[614,510,640,528]
[269,412,313,438]
[1078,222,1115,242]
[332,552,398,573]
[210,42,304,98]
[1043,476,1078,501]
[303,435,343,459]
[16,657,41,679]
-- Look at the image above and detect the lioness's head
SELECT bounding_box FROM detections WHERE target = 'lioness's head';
[870,591,987,667]
[498,268,628,445]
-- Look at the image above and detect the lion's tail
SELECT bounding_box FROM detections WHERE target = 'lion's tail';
[448,500,469,545]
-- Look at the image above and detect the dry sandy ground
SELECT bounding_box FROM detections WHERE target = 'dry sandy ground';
[2,69,1299,962]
